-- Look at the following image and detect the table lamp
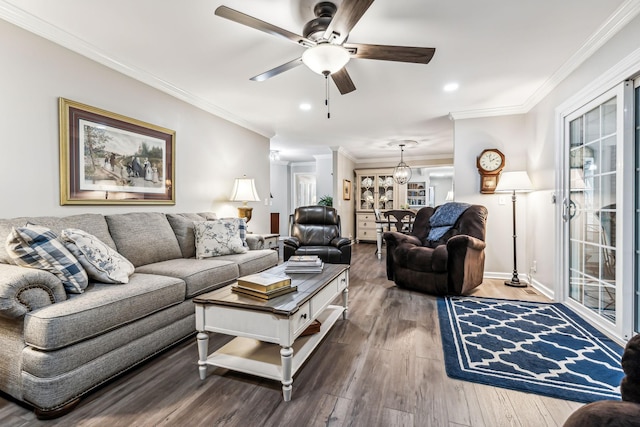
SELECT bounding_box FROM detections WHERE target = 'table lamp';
[230,176,260,223]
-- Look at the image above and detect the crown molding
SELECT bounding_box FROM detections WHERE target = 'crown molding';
[449,0,640,121]
[523,0,640,111]
[0,1,274,139]
[331,146,358,162]
[449,105,527,121]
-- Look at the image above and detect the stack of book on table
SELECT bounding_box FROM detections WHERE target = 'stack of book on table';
[231,271,296,300]
[284,255,324,274]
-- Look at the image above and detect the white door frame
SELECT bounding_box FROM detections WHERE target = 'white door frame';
[553,48,640,341]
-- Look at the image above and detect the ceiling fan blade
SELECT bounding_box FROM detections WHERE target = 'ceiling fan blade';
[215,6,312,46]
[323,0,374,44]
[331,68,356,95]
[250,58,303,82]
[344,43,436,64]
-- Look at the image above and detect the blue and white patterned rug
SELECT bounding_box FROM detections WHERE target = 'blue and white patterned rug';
[437,296,624,403]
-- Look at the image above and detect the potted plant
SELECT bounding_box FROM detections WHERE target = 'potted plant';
[318,195,333,207]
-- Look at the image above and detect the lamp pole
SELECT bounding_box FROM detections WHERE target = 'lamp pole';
[505,189,525,287]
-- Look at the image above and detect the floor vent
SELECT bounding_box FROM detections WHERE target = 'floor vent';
[522,289,538,295]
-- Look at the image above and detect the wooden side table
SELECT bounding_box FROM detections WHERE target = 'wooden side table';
[251,233,278,251]
[261,233,279,251]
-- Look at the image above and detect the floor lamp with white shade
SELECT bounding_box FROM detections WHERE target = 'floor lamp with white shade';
[495,171,533,287]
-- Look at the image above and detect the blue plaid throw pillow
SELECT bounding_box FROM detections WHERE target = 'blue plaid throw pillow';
[6,224,88,293]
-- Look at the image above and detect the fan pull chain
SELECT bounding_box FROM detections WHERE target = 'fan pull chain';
[323,71,330,119]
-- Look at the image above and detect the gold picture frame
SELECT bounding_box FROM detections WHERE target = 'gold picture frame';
[59,98,175,205]
[343,179,351,200]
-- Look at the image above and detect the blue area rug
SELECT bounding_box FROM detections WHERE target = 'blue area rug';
[437,296,624,403]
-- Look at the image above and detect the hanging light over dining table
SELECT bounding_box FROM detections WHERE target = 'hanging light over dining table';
[393,142,412,184]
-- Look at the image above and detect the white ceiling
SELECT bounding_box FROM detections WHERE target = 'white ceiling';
[1,0,636,162]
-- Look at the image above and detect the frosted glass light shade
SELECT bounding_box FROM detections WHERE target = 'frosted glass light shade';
[302,44,350,75]
[495,171,533,193]
[230,178,260,203]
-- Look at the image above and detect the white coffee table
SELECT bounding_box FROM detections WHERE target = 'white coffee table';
[194,263,349,401]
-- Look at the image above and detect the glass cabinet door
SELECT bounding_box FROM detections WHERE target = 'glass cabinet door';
[377,174,395,210]
[359,175,375,210]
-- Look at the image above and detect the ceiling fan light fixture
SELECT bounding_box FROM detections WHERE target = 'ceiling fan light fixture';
[302,43,350,75]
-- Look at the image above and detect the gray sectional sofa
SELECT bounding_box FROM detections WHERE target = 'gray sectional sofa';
[0,211,278,418]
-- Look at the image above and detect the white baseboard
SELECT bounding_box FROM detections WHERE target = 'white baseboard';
[483,272,555,301]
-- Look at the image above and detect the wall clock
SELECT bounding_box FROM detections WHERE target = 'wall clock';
[476,148,505,194]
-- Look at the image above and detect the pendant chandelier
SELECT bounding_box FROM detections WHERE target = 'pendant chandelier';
[393,143,412,184]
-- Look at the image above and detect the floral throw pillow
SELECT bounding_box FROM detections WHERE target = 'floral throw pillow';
[194,219,248,259]
[61,228,135,284]
[5,224,88,294]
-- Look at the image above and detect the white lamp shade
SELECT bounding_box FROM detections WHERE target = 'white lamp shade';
[495,171,533,193]
[302,44,350,75]
[230,178,260,202]
[445,190,454,201]
[570,168,588,191]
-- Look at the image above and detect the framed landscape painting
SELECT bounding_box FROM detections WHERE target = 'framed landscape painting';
[343,179,351,200]
[59,98,175,205]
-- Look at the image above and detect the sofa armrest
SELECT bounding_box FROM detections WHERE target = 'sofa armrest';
[0,264,67,319]
[447,234,486,253]
[383,231,422,248]
[330,237,352,248]
[446,235,487,294]
[283,237,300,249]
[245,234,264,250]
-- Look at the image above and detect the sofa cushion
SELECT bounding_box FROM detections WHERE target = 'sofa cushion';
[135,258,239,298]
[396,244,435,273]
[105,213,182,267]
[6,225,88,294]
[166,213,204,258]
[23,273,186,350]
[215,249,279,277]
[61,228,135,284]
[22,301,194,378]
[194,220,248,259]
[0,214,113,265]
[21,313,196,410]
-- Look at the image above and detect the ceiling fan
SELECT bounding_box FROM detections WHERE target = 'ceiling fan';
[214,0,436,95]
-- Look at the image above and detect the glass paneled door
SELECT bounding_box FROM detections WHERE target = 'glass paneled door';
[563,82,633,340]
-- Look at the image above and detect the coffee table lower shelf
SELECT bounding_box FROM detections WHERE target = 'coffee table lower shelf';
[202,305,342,382]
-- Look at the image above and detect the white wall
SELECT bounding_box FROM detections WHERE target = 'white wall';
[453,115,530,277]
[452,13,640,296]
[269,160,290,234]
[333,149,356,240]
[0,19,271,233]
[315,154,333,202]
[523,13,640,296]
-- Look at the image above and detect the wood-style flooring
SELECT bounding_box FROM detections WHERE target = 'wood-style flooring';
[0,243,583,426]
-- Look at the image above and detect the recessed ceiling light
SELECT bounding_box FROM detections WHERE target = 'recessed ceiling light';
[299,103,312,111]
[444,82,459,92]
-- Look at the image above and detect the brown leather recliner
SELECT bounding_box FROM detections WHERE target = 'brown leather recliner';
[562,333,640,427]
[283,206,352,264]
[383,204,488,295]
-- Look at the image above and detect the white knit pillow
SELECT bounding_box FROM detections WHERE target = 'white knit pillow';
[61,228,135,284]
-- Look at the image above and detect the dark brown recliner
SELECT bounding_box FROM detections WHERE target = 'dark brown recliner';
[383,204,488,295]
[283,206,352,264]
